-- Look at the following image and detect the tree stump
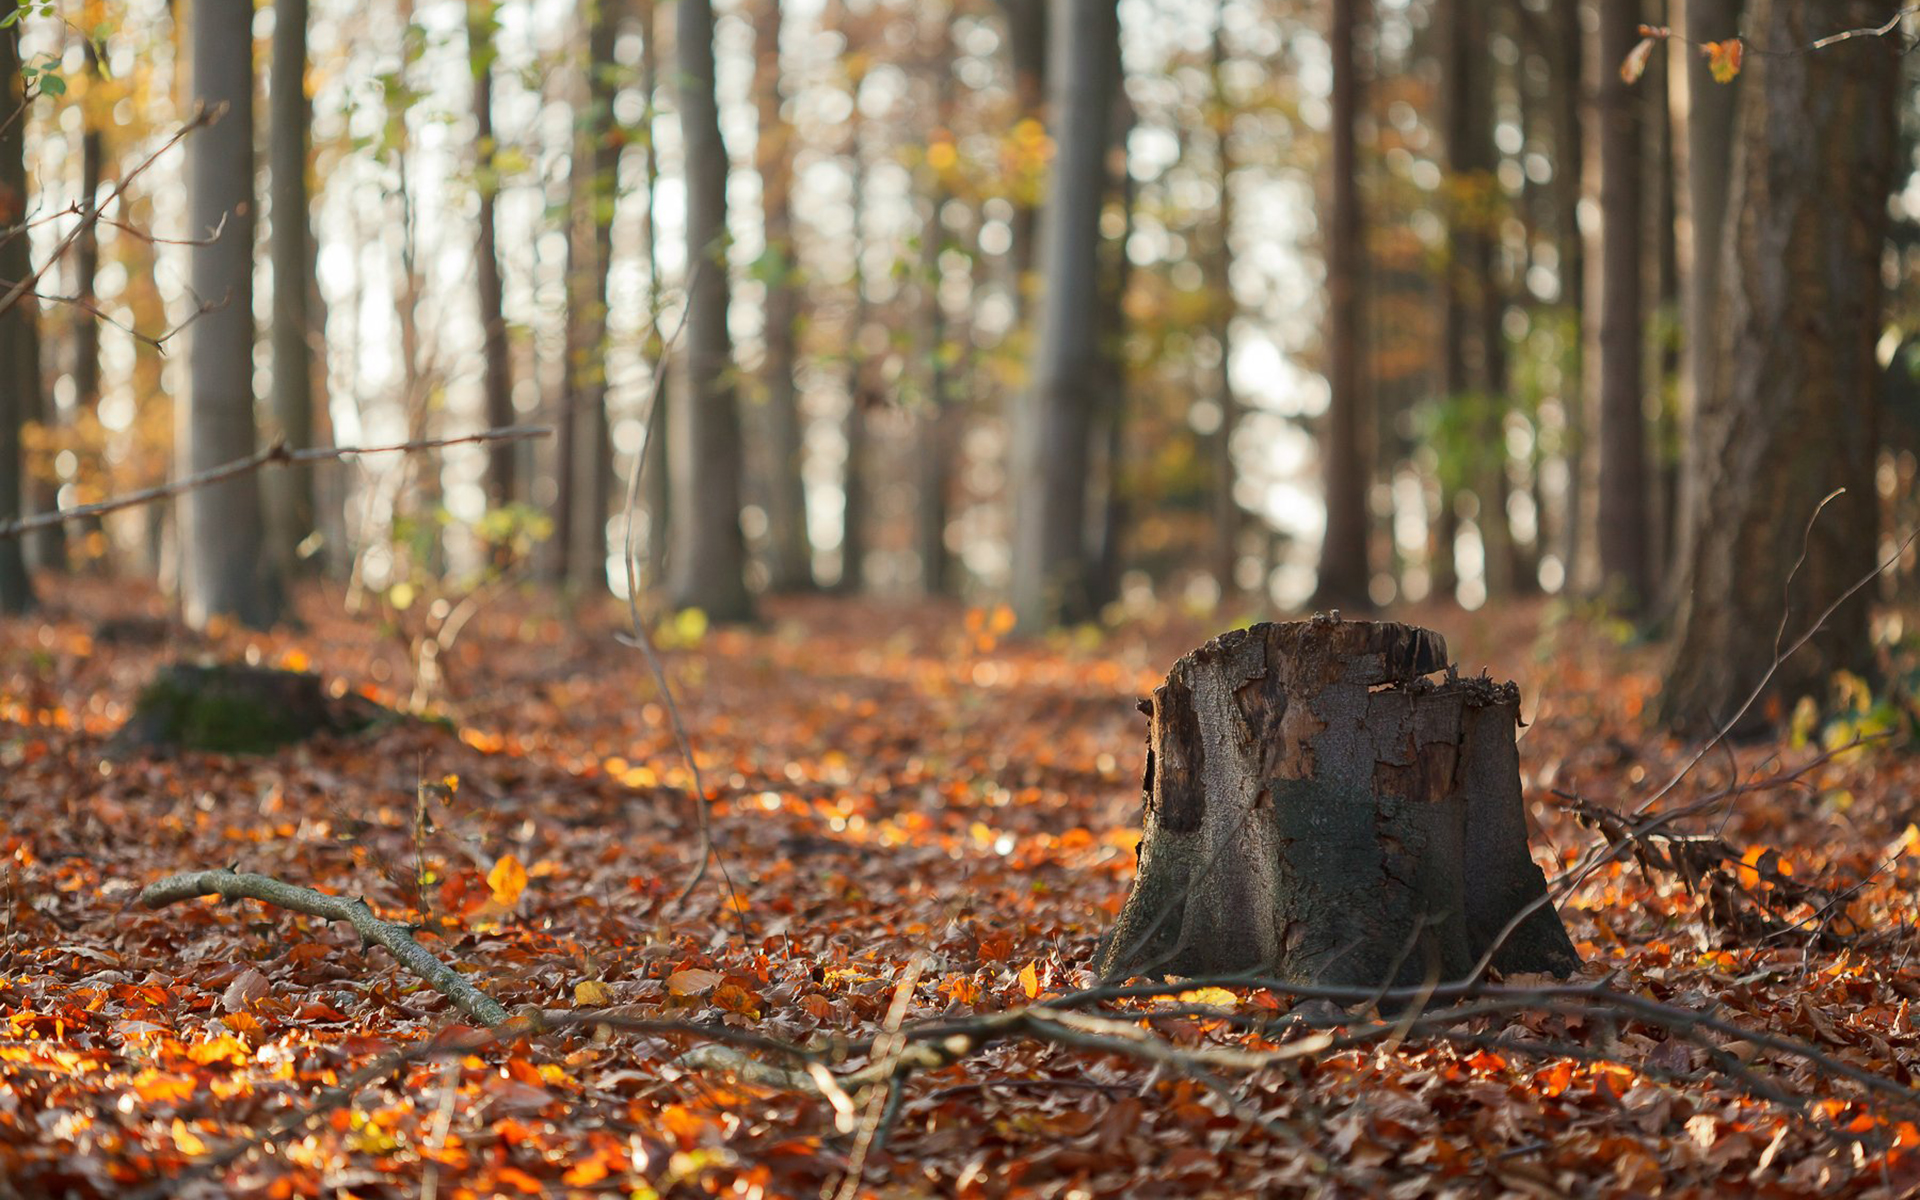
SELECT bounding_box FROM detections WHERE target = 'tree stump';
[1095,618,1579,987]
[109,663,391,755]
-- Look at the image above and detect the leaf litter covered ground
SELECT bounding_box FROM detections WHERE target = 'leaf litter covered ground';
[5,580,1920,1198]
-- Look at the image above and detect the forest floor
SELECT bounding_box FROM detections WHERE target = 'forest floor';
[4,578,1920,1198]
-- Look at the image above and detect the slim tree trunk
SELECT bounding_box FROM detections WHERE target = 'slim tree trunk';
[1587,0,1650,610]
[998,0,1047,316]
[1553,0,1586,588]
[180,0,279,629]
[914,7,956,597]
[640,0,670,587]
[1318,0,1370,608]
[838,65,870,595]
[754,0,812,592]
[1661,0,1896,733]
[1085,35,1134,612]
[469,1,514,507]
[269,0,316,576]
[1665,0,1741,606]
[669,0,753,620]
[65,43,106,568]
[0,28,34,612]
[557,0,620,588]
[1010,0,1118,630]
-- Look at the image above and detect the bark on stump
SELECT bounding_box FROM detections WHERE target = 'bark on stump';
[1095,618,1579,987]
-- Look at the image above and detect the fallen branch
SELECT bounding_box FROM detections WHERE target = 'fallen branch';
[0,425,550,541]
[137,869,509,1027]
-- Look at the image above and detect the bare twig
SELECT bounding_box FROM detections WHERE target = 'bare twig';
[0,103,220,319]
[0,425,550,541]
[138,869,509,1027]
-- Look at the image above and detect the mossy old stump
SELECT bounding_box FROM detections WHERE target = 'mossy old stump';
[1095,617,1579,987]
[110,664,388,755]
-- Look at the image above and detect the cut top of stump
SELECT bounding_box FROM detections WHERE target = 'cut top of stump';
[1177,618,1450,691]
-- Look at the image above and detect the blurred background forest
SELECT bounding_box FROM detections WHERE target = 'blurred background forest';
[2,0,1919,732]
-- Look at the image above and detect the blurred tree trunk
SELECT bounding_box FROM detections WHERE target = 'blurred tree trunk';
[1441,0,1513,603]
[755,0,813,592]
[1010,0,1118,630]
[0,26,34,612]
[269,0,317,577]
[1585,0,1650,611]
[640,0,670,587]
[469,0,514,507]
[838,58,870,595]
[1552,0,1585,589]
[1086,32,1134,613]
[556,0,620,589]
[180,0,279,629]
[1318,0,1370,609]
[670,0,754,621]
[913,11,957,598]
[1665,0,1741,606]
[997,0,1046,315]
[1206,6,1240,600]
[1661,0,1897,733]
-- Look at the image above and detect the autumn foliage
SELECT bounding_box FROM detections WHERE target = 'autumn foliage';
[4,581,1920,1196]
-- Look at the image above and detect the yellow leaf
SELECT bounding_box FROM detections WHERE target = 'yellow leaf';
[1019,962,1040,1000]
[574,979,612,1006]
[1620,35,1658,84]
[487,854,529,907]
[1174,987,1239,1009]
[1704,37,1743,83]
[667,968,724,997]
[172,1118,209,1156]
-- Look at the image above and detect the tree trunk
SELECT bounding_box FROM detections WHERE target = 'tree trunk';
[180,0,279,629]
[1587,0,1650,611]
[997,0,1047,316]
[1097,619,1580,986]
[470,1,514,507]
[269,0,317,577]
[1318,0,1370,608]
[557,0,620,589]
[1206,6,1241,601]
[755,0,812,593]
[1085,51,1134,614]
[0,30,36,613]
[1010,0,1118,630]
[1665,0,1741,607]
[1552,0,1585,589]
[669,0,754,621]
[640,0,669,588]
[1660,0,1896,734]
[837,56,870,595]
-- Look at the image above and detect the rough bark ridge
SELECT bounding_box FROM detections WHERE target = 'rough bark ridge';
[1096,618,1578,988]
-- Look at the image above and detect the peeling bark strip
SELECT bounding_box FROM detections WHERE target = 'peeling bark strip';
[1096,618,1578,988]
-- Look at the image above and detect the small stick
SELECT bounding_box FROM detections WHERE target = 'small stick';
[138,869,509,1027]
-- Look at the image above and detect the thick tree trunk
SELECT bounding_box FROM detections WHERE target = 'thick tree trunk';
[755,0,812,593]
[1660,0,1896,734]
[180,0,279,629]
[470,1,514,507]
[1097,619,1579,987]
[1318,0,1369,608]
[1010,0,1118,630]
[670,0,754,620]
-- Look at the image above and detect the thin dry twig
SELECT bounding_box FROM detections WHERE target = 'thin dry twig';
[0,425,550,541]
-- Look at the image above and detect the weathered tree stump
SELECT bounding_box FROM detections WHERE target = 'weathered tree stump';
[1095,617,1579,987]
[109,663,390,755]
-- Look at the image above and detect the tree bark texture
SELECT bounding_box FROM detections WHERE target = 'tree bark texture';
[0,30,35,613]
[1660,0,1896,734]
[669,0,754,621]
[1010,0,1117,630]
[181,0,279,629]
[1097,619,1579,987]
[1318,0,1369,608]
